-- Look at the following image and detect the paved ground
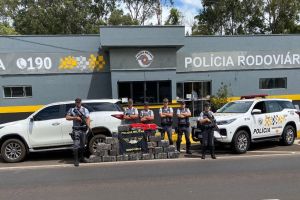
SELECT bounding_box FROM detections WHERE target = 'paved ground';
[0,140,299,168]
[0,153,299,200]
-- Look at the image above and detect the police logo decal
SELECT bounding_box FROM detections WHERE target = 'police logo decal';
[136,50,154,68]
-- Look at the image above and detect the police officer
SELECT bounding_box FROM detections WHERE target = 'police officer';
[66,98,90,167]
[140,102,154,124]
[159,98,174,145]
[176,101,192,154]
[198,102,216,159]
[123,99,139,124]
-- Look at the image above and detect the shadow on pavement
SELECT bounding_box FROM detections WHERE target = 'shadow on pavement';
[187,140,300,157]
[26,150,74,164]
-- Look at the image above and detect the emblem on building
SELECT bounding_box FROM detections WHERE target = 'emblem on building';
[136,50,154,68]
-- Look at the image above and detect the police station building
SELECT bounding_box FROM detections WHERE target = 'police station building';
[1,26,300,123]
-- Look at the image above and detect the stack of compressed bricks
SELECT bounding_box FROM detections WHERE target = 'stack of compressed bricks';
[89,135,180,163]
[147,136,180,159]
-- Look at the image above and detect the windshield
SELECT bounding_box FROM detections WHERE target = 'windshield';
[217,101,253,113]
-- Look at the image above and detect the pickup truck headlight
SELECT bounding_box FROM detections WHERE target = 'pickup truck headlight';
[217,118,236,125]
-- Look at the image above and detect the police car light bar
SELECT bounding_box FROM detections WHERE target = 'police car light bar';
[240,94,268,99]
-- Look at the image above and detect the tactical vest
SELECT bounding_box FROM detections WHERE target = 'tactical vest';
[124,107,138,124]
[177,108,190,126]
[161,107,173,126]
[198,111,216,130]
[140,110,153,124]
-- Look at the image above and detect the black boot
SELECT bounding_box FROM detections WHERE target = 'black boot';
[186,143,192,154]
[176,143,181,152]
[74,149,79,167]
[201,146,206,159]
[186,150,192,154]
[79,149,89,163]
[210,146,216,159]
[79,149,86,163]
[169,139,174,146]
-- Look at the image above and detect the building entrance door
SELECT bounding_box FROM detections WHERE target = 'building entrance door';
[176,81,212,117]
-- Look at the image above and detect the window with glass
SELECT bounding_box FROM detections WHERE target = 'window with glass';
[265,101,283,113]
[34,105,62,121]
[176,81,212,116]
[118,81,171,104]
[259,78,287,89]
[3,86,32,98]
[176,81,211,100]
[277,101,295,109]
[218,101,254,113]
[252,101,267,113]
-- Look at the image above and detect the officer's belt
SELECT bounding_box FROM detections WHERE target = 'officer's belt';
[72,126,87,131]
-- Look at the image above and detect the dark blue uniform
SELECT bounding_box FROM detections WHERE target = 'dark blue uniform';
[159,107,174,145]
[176,108,191,154]
[198,111,216,159]
[67,106,90,165]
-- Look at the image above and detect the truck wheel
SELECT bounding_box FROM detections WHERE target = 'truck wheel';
[88,134,106,154]
[1,139,27,163]
[232,130,250,154]
[280,125,295,146]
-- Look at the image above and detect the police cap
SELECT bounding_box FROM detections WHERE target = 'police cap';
[204,102,211,107]
[128,98,133,105]
[75,98,82,103]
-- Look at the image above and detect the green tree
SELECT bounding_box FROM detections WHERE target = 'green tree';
[0,22,18,35]
[122,0,173,25]
[90,0,119,26]
[108,9,138,25]
[0,0,119,34]
[265,0,300,34]
[193,0,300,35]
[165,8,182,25]
[210,84,231,111]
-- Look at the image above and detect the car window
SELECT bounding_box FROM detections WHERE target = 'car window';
[85,103,119,112]
[115,102,124,112]
[34,105,62,121]
[65,104,75,114]
[65,102,123,113]
[266,101,282,113]
[277,101,295,109]
[252,102,267,113]
[217,101,253,113]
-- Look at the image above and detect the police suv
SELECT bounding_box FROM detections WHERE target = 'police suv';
[0,99,124,162]
[213,97,300,153]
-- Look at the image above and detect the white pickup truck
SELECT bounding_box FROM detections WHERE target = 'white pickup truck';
[213,98,300,153]
[0,99,124,162]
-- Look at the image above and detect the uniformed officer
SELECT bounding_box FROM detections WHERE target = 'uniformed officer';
[140,102,154,124]
[159,98,174,145]
[176,101,192,154]
[66,98,90,167]
[123,99,139,124]
[198,102,216,159]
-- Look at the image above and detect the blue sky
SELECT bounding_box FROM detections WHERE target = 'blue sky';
[120,0,203,32]
[162,0,203,32]
[174,0,202,10]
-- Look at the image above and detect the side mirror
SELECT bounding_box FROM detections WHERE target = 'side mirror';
[252,109,262,115]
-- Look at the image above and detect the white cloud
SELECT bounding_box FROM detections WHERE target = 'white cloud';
[177,0,202,34]
[118,1,202,34]
[180,0,202,9]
